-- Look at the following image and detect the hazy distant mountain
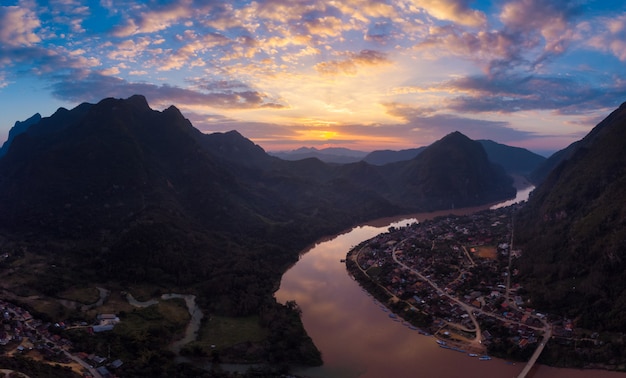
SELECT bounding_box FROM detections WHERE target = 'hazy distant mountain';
[359,141,545,180]
[384,131,515,209]
[477,139,546,176]
[269,146,368,164]
[528,141,581,184]
[270,140,544,181]
[516,102,626,332]
[362,147,425,165]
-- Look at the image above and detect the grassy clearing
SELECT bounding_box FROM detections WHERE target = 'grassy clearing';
[195,315,268,350]
[84,290,134,318]
[127,285,163,302]
[157,298,190,327]
[26,299,71,319]
[367,265,382,277]
[58,287,100,304]
[115,299,190,340]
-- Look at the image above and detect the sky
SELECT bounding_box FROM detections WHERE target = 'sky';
[1,0,626,155]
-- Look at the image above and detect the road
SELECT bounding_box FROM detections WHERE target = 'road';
[63,350,104,378]
[391,236,553,378]
[391,240,483,349]
[16,313,103,378]
[1,369,31,378]
[353,231,553,370]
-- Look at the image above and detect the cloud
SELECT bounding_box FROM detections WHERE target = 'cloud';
[107,37,153,61]
[587,14,626,61]
[0,72,7,89]
[409,0,486,27]
[99,66,120,75]
[383,102,535,143]
[392,71,626,118]
[414,26,525,71]
[49,72,286,110]
[0,4,41,46]
[332,0,396,21]
[315,50,389,75]
[499,0,581,31]
[435,74,626,115]
[47,0,90,33]
[499,0,581,64]
[111,0,197,37]
[413,0,585,75]
[0,44,99,76]
[157,32,231,70]
[189,114,301,144]
[365,19,395,43]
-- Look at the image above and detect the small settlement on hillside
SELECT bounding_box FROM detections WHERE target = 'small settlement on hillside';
[1,298,121,377]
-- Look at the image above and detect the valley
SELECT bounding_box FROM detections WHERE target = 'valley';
[0,96,625,377]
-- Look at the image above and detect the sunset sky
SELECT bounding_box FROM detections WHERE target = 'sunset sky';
[1,0,626,155]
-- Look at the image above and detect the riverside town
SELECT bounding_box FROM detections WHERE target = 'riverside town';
[346,203,618,374]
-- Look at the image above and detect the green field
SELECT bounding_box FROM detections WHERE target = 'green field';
[188,315,268,354]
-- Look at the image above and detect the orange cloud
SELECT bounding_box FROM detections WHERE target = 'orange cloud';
[409,0,486,27]
[315,50,389,75]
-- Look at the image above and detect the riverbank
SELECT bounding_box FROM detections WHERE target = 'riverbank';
[342,202,626,375]
[344,205,535,358]
[277,193,626,378]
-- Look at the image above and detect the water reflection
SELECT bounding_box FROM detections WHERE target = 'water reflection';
[276,198,626,378]
[490,185,535,209]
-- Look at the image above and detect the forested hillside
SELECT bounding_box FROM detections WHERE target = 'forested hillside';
[0,95,516,370]
[516,102,626,331]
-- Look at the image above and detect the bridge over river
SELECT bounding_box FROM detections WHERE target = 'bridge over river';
[517,325,552,378]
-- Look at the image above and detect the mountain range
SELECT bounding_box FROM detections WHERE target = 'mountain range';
[0,96,514,348]
[2,94,624,372]
[270,139,545,176]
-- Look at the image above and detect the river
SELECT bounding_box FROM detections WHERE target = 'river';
[275,187,626,378]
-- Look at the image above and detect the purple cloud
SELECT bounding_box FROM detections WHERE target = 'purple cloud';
[49,72,286,110]
[436,74,626,115]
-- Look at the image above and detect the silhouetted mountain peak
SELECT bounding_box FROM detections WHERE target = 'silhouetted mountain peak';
[442,130,467,141]
[16,113,42,127]
[127,94,151,110]
[198,129,275,169]
[0,113,42,157]
[530,101,626,185]
[164,104,183,115]
[418,131,487,163]
[388,131,514,209]
[0,95,520,335]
